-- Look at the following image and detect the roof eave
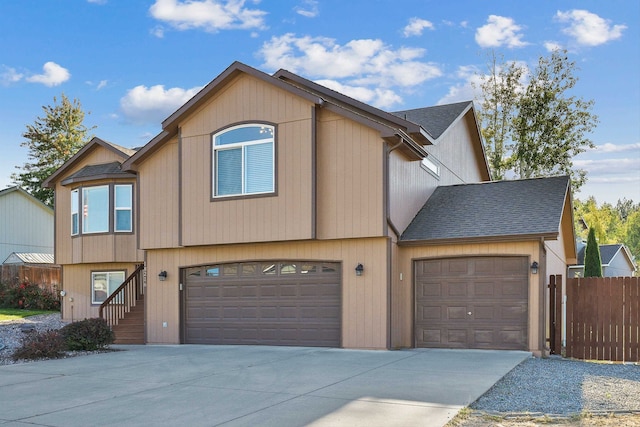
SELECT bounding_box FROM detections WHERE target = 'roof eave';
[398,232,559,247]
[42,137,131,188]
[60,172,137,187]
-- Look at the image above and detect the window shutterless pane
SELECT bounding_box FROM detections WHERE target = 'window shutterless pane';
[71,189,79,235]
[215,125,273,146]
[245,142,274,193]
[115,185,132,208]
[216,148,242,196]
[114,185,132,232]
[82,186,109,233]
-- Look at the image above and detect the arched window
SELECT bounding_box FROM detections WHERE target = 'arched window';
[212,124,275,197]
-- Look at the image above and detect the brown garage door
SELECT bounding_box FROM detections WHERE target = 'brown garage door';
[415,257,528,350]
[183,261,341,347]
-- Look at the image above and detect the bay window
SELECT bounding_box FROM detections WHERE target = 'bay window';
[70,184,133,235]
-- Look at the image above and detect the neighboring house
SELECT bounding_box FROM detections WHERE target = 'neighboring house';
[43,61,576,356]
[0,186,54,263]
[569,242,637,277]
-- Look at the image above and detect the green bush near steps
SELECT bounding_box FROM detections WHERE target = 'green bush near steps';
[61,318,115,351]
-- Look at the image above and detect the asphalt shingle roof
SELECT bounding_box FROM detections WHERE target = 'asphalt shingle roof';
[576,244,623,265]
[61,162,132,183]
[393,101,472,140]
[401,176,570,243]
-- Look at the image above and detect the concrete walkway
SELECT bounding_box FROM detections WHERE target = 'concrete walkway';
[0,346,530,427]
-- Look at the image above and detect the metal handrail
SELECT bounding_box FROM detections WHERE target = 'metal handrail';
[99,264,144,328]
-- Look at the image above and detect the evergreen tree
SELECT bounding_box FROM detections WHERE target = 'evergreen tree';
[12,94,94,207]
[584,227,603,278]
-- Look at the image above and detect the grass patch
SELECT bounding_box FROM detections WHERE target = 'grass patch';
[0,308,58,322]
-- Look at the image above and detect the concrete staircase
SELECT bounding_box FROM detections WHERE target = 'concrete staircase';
[112,296,145,344]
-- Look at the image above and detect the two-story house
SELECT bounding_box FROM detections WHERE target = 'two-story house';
[43,61,576,356]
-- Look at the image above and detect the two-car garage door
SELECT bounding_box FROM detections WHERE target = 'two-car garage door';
[415,256,529,350]
[183,261,341,347]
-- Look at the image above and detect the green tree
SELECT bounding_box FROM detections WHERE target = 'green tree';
[475,51,525,180]
[476,49,598,192]
[625,210,640,271]
[584,227,603,277]
[12,94,94,207]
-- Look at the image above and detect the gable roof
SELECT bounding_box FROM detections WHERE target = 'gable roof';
[0,186,52,213]
[393,101,472,140]
[124,61,435,170]
[43,137,137,188]
[400,175,571,244]
[576,243,636,268]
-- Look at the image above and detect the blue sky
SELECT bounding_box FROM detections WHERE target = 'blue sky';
[1,0,638,204]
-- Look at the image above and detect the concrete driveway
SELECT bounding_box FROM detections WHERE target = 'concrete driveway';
[0,345,530,427]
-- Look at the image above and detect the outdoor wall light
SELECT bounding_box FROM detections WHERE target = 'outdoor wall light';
[158,270,168,281]
[530,261,539,275]
[355,263,364,276]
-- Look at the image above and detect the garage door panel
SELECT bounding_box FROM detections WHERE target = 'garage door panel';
[184,261,341,347]
[415,257,528,350]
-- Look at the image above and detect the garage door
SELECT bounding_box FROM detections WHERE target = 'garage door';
[415,257,528,350]
[183,261,341,347]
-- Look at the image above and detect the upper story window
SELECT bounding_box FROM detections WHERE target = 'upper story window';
[421,156,441,178]
[212,124,275,198]
[70,184,133,236]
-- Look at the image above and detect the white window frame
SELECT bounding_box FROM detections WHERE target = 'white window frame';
[71,189,79,236]
[91,270,125,305]
[114,184,133,232]
[82,185,110,234]
[212,123,275,198]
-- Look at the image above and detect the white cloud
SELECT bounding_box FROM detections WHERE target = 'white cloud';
[556,9,626,46]
[437,65,483,105]
[0,66,23,85]
[295,0,318,18]
[259,33,442,108]
[402,17,434,37]
[120,84,202,124]
[25,62,70,86]
[589,142,640,153]
[315,79,402,109]
[475,15,528,48]
[87,0,107,4]
[149,0,267,33]
[574,158,640,176]
[97,80,108,90]
[544,41,563,52]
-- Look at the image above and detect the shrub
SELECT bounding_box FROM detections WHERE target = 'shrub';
[0,280,60,311]
[60,318,114,351]
[12,330,65,361]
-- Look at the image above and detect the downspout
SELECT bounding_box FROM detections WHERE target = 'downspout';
[539,237,547,356]
[385,136,407,350]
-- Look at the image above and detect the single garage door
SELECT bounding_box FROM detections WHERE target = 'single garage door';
[415,256,528,350]
[183,261,341,347]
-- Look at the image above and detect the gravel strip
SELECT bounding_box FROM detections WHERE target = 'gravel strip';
[0,313,70,365]
[471,356,640,416]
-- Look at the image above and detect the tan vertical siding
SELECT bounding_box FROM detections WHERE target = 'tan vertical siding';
[393,241,543,353]
[316,109,384,239]
[388,112,489,234]
[174,74,314,246]
[144,238,389,349]
[60,263,138,322]
[138,139,181,249]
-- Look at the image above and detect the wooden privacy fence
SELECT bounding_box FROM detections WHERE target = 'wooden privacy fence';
[565,277,639,362]
[1,264,61,294]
